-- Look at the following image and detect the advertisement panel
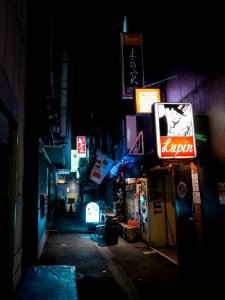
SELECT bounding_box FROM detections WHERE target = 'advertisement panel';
[90,150,114,184]
[154,103,197,159]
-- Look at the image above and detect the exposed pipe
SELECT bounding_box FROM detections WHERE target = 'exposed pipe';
[60,43,68,138]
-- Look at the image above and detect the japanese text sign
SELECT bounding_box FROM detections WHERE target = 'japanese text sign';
[120,33,145,99]
[77,136,86,158]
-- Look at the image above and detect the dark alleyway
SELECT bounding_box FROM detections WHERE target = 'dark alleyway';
[15,212,223,299]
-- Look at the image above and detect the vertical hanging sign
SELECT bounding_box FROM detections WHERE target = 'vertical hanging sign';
[120,33,145,99]
[77,136,86,158]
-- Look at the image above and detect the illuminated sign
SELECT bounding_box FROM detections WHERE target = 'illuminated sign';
[154,103,197,159]
[86,202,100,223]
[71,150,80,172]
[135,88,160,114]
[77,136,86,158]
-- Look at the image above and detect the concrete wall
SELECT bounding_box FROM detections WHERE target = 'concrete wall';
[0,0,27,295]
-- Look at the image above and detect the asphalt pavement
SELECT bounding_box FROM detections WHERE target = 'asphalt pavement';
[15,212,223,299]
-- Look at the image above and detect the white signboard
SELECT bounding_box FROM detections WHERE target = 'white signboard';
[154,103,197,159]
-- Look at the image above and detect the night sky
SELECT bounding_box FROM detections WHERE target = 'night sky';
[46,1,225,138]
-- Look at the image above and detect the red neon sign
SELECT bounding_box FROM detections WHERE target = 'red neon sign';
[160,136,196,158]
[77,136,86,157]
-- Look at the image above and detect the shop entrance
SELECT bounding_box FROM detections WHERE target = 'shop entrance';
[148,162,196,268]
[174,163,196,270]
[148,171,177,249]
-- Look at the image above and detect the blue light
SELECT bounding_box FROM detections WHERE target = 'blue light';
[109,155,142,178]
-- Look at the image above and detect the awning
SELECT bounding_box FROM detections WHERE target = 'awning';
[43,145,66,166]
[109,155,143,178]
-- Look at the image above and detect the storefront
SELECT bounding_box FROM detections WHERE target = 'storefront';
[125,178,149,243]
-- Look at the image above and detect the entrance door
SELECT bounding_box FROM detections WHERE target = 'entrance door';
[174,163,196,270]
[149,172,177,248]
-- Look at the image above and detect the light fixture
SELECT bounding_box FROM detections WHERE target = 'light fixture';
[58,175,65,184]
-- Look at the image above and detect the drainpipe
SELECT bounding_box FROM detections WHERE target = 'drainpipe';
[60,42,68,139]
[60,38,72,170]
[162,174,169,246]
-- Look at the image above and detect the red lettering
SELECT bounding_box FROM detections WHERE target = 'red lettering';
[160,137,196,158]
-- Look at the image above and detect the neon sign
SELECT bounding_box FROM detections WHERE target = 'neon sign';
[77,136,86,158]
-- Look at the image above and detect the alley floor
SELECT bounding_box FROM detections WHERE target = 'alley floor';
[15,212,223,299]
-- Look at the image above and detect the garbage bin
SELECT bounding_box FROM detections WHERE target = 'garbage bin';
[103,218,118,245]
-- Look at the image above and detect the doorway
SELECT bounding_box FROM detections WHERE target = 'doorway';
[148,171,177,249]
[174,163,196,270]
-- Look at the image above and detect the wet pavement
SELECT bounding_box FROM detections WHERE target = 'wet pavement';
[15,212,223,299]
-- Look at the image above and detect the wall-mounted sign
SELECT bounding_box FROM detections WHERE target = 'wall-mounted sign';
[154,102,197,159]
[120,33,145,99]
[77,136,86,158]
[135,88,160,114]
